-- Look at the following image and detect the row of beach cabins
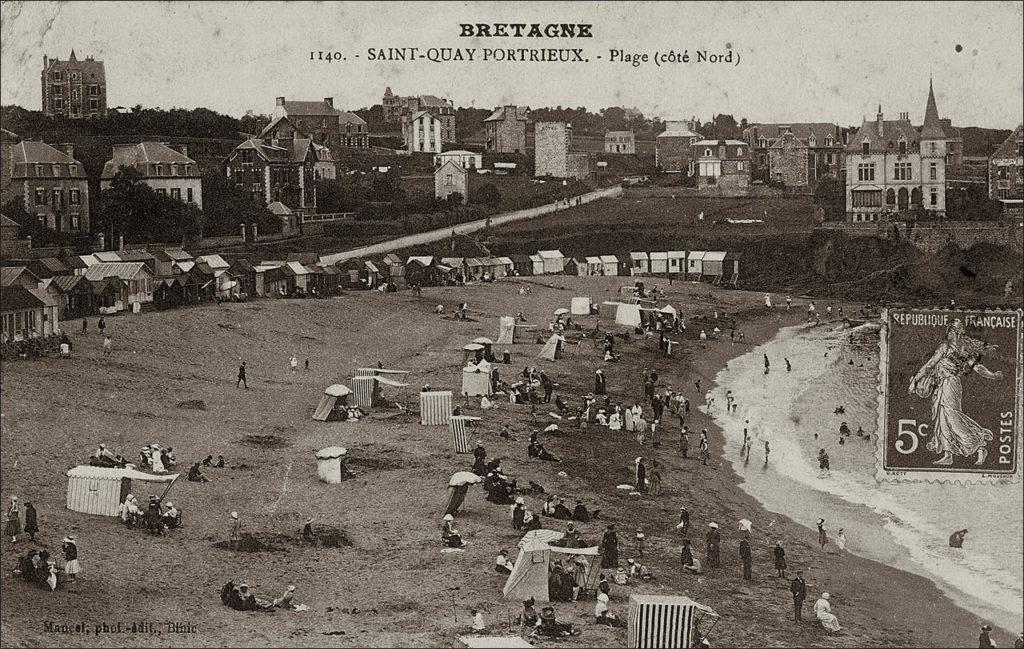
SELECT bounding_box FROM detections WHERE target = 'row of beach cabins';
[1,246,738,344]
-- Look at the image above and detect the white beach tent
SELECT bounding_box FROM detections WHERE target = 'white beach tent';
[538,334,565,361]
[570,297,592,315]
[600,255,619,276]
[315,446,350,484]
[497,316,516,344]
[66,466,179,517]
[462,361,493,396]
[502,529,599,603]
[649,252,669,274]
[615,303,642,327]
[312,384,352,421]
[659,304,677,317]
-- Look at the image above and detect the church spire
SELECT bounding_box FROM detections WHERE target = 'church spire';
[921,77,945,139]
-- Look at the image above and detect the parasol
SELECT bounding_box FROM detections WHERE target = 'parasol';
[449,471,484,487]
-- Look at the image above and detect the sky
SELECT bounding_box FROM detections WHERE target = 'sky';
[1,1,1022,128]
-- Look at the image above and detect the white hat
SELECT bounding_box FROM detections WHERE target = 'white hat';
[822,592,830,600]
[515,497,525,505]
[443,514,454,521]
[817,518,825,525]
[99,443,106,448]
[63,536,75,543]
[230,511,239,519]
[166,502,173,508]
[287,585,296,592]
[597,593,609,603]
[708,522,719,529]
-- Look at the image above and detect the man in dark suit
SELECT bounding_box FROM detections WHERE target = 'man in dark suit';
[790,571,807,622]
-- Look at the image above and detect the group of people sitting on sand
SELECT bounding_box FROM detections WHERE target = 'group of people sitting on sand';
[138,444,175,473]
[220,581,299,611]
[539,496,599,523]
[518,598,582,637]
[14,539,77,591]
[89,443,131,468]
[117,494,181,534]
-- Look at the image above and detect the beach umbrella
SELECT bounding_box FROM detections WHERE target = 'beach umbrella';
[472,336,494,345]
[463,343,484,351]
[738,519,753,533]
[449,471,483,487]
[519,529,564,547]
[324,384,351,397]
[554,308,570,315]
[315,446,348,460]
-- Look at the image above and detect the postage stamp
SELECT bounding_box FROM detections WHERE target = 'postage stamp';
[876,308,1023,483]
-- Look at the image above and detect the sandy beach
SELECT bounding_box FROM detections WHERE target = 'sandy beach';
[0,277,1012,647]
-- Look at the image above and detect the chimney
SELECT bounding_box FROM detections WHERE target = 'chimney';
[118,234,124,251]
[324,97,334,108]
[178,144,189,159]
[43,55,48,69]
[276,96,286,107]
[97,232,105,251]
[876,105,884,137]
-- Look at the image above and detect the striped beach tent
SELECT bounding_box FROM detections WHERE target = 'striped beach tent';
[351,376,378,409]
[627,594,719,649]
[420,390,453,426]
[66,466,179,517]
[449,415,481,454]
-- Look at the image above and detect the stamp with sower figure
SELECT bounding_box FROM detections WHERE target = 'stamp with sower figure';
[876,308,1023,483]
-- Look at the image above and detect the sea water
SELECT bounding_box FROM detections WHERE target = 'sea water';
[711,323,1024,632]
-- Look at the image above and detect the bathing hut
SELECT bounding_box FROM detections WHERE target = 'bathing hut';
[648,252,669,275]
[314,446,350,484]
[461,361,493,397]
[627,594,719,648]
[685,251,706,281]
[312,384,352,421]
[667,251,687,276]
[599,255,619,276]
[630,252,650,276]
[66,466,179,517]
[701,251,726,283]
[449,415,481,453]
[722,252,742,286]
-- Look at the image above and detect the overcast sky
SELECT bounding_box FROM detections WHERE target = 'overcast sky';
[1,1,1021,128]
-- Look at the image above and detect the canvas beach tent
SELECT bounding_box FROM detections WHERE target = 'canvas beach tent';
[627,594,719,649]
[444,470,483,516]
[353,375,410,409]
[313,384,352,421]
[497,316,516,344]
[449,415,481,454]
[421,390,453,426]
[315,446,350,484]
[615,303,642,328]
[538,334,566,361]
[66,466,179,517]
[570,297,592,315]
[502,529,600,603]
[462,360,493,396]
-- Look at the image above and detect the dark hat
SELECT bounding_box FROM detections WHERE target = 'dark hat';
[540,607,556,620]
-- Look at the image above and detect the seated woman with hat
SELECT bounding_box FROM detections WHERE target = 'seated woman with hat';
[441,515,466,548]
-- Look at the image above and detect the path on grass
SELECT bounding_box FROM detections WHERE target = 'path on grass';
[320,185,623,265]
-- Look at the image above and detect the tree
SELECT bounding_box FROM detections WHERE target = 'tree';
[96,167,205,243]
[316,178,362,213]
[472,183,501,208]
[201,171,281,236]
[813,177,846,221]
[446,192,464,206]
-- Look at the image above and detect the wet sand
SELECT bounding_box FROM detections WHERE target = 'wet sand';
[0,277,1008,647]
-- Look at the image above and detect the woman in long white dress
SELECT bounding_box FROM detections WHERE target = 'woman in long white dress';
[814,592,842,633]
[149,446,166,473]
[909,319,1003,466]
[608,411,622,431]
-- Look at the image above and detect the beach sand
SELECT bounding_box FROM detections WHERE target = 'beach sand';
[0,277,1009,647]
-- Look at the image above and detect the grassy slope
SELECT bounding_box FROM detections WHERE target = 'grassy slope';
[0,278,1003,647]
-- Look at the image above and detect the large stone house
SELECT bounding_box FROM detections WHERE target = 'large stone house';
[224,116,319,219]
[41,51,107,119]
[384,88,456,140]
[270,97,368,149]
[605,130,636,154]
[10,140,90,232]
[988,124,1023,204]
[101,142,203,209]
[483,105,530,153]
[744,123,848,187]
[435,160,469,204]
[403,111,445,154]
[844,82,949,222]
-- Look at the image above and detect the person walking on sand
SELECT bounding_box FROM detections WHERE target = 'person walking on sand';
[677,506,690,536]
[773,541,787,578]
[786,295,792,311]
[791,570,807,622]
[739,535,752,580]
[699,429,710,466]
[699,329,707,346]
[98,316,106,336]
[24,502,38,542]
[62,536,80,582]
[979,625,997,648]
[763,354,770,375]
[705,522,721,568]
[785,358,792,372]
[817,518,828,549]
[290,355,298,373]
[764,293,772,309]
[81,318,88,334]
[6,496,21,543]
[230,511,242,550]
[635,457,647,493]
[764,440,771,465]
[237,361,248,389]
[102,335,112,355]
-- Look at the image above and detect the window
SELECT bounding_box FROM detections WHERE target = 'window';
[886,188,896,204]
[737,161,744,171]
[53,98,64,110]
[171,188,181,200]
[34,164,44,176]
[71,214,80,230]
[759,154,767,165]
[69,189,80,205]
[719,146,726,158]
[704,148,712,157]
[445,174,453,186]
[34,188,46,205]
[808,135,816,147]
[52,72,63,81]
[88,85,99,96]
[51,84,63,95]
[52,189,63,206]
[155,164,163,176]
[156,188,166,196]
[851,190,883,207]
[930,189,938,206]
[52,164,61,177]
[187,187,194,202]
[170,164,178,176]
[929,163,937,180]
[862,142,870,155]
[894,162,912,180]
[88,99,99,110]
[758,137,767,148]
[826,153,835,165]
[857,163,875,181]
[737,147,744,156]
[68,164,76,176]
[898,139,907,155]
[825,135,834,146]
[929,142,937,154]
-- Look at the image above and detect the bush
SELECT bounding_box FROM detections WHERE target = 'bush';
[473,183,501,208]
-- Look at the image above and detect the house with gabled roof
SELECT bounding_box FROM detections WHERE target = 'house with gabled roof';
[101,142,202,208]
[484,105,530,153]
[270,96,368,149]
[10,141,90,232]
[989,124,1023,204]
[744,123,848,186]
[82,262,154,311]
[224,118,319,219]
